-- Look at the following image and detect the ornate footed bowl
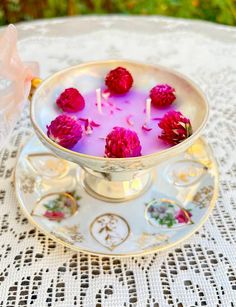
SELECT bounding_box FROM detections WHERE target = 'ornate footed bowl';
[30,60,209,202]
[14,60,218,257]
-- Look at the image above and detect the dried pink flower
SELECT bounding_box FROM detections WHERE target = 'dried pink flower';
[150,84,176,107]
[105,127,142,158]
[158,111,192,145]
[47,114,83,148]
[56,88,85,112]
[105,67,133,94]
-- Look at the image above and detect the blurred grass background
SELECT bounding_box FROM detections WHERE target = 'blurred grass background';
[0,0,235,26]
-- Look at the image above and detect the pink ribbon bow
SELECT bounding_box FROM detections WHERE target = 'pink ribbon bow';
[0,24,39,149]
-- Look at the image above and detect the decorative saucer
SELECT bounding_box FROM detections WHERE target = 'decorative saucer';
[15,136,218,257]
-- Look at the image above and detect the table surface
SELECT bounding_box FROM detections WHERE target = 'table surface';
[0,16,236,307]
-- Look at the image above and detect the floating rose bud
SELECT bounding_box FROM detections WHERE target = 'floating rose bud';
[158,111,192,145]
[105,67,133,94]
[152,117,162,121]
[105,127,142,158]
[142,124,152,132]
[91,120,100,127]
[150,84,176,107]
[47,114,83,148]
[56,87,85,112]
[102,89,111,100]
[126,115,134,126]
[79,118,100,135]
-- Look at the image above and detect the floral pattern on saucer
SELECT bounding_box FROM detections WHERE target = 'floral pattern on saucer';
[32,191,81,222]
[52,225,84,244]
[145,198,193,229]
[20,172,35,194]
[193,185,214,209]
[136,232,169,250]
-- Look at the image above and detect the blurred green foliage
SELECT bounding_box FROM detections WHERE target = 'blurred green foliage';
[0,0,235,26]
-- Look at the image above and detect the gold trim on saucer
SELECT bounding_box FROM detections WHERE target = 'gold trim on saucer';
[15,136,219,258]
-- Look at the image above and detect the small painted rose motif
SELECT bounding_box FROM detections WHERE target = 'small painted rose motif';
[44,211,65,221]
[175,209,192,223]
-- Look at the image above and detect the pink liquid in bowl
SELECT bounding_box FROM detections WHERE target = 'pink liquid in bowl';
[65,89,175,157]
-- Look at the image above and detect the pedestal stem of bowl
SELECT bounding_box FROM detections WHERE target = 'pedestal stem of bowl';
[78,167,154,203]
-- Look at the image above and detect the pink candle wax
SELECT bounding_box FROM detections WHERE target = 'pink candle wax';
[65,89,176,157]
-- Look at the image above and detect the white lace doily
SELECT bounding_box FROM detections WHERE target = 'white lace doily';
[0,16,236,306]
